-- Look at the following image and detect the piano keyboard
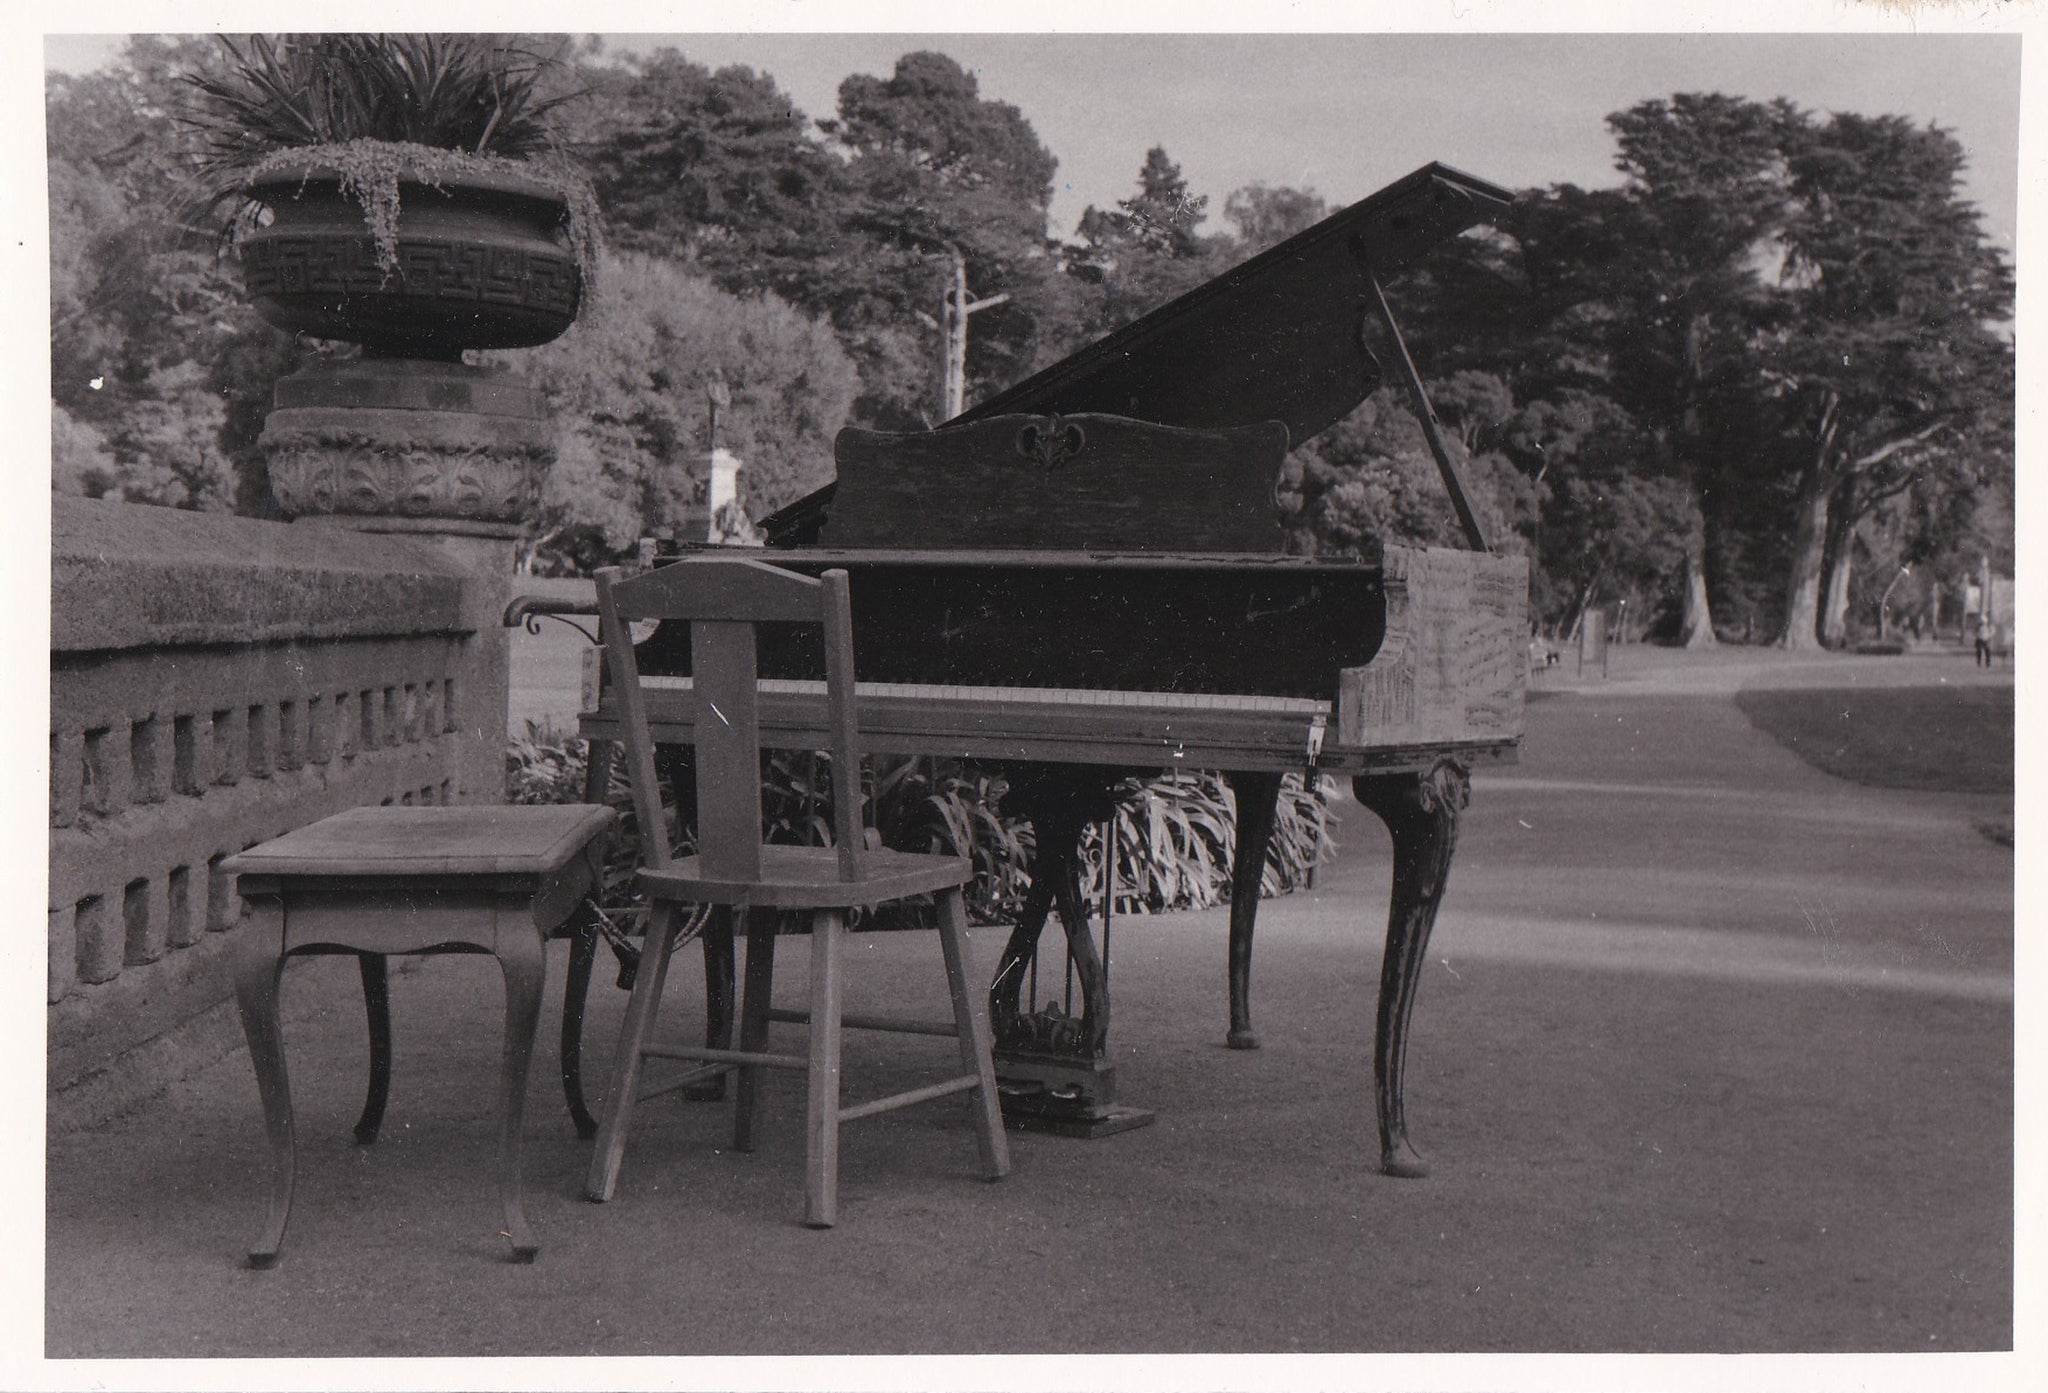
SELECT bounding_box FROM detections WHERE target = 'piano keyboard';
[583,671,1339,772]
[579,654,1514,775]
[640,674,1331,717]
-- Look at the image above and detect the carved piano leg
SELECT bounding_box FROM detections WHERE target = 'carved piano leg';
[988,870,1058,1052]
[1223,770,1282,1051]
[987,806,1107,1057]
[1353,760,1470,1179]
[1045,811,1110,1058]
[987,769,1150,1136]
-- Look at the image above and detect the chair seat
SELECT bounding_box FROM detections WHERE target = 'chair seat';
[638,844,971,910]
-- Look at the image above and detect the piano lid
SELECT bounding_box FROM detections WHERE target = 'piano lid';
[956,162,1512,443]
[760,161,1512,545]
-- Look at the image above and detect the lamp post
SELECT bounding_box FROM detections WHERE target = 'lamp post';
[1879,565,1911,642]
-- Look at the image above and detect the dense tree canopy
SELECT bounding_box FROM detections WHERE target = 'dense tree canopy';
[47,39,2014,642]
[824,51,1071,423]
[567,49,850,308]
[1762,111,2014,646]
[48,37,298,512]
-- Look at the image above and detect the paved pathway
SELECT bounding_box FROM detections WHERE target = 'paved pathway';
[41,644,2016,1372]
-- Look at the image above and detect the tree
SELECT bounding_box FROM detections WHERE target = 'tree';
[497,251,858,572]
[1069,147,1233,344]
[565,49,852,310]
[1761,111,2014,648]
[1592,94,1800,647]
[827,51,1066,423]
[1080,146,1209,257]
[1502,390,1693,635]
[1223,182,1328,253]
[1277,381,1534,561]
[48,36,300,513]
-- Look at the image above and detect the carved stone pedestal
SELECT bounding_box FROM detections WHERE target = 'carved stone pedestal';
[261,359,554,527]
[261,357,554,807]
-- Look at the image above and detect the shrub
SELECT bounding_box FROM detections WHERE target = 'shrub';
[504,720,658,926]
[507,724,1338,931]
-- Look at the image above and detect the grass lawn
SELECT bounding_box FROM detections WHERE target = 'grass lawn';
[1734,684,2014,795]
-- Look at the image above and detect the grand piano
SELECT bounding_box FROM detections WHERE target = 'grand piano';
[576,163,1526,1177]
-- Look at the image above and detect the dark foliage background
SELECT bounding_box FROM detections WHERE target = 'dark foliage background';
[50,37,2013,646]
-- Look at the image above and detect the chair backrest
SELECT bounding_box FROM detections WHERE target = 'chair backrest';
[595,557,864,885]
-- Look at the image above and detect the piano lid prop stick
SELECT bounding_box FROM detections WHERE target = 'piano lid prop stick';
[1362,270,1491,555]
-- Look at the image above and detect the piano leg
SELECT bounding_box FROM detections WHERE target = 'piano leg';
[984,773,1151,1136]
[1046,824,1111,1058]
[989,871,1057,1050]
[987,802,1108,1058]
[1223,770,1283,1051]
[1353,759,1470,1179]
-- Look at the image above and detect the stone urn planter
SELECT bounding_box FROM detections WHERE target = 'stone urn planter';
[185,36,598,534]
[240,163,591,531]
[240,165,583,361]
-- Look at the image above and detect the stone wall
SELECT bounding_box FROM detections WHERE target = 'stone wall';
[49,497,508,1116]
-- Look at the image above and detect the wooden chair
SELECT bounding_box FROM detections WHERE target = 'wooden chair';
[582,556,1010,1226]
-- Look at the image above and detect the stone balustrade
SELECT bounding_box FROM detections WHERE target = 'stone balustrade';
[49,496,509,1109]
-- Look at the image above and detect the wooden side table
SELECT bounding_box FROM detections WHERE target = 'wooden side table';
[224,803,614,1267]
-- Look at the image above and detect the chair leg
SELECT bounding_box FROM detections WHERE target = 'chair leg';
[496,921,548,1262]
[231,896,294,1269]
[804,909,846,1228]
[560,916,599,1139]
[683,910,736,1102]
[585,899,684,1203]
[353,952,391,1145]
[569,733,616,1135]
[937,888,1011,1181]
[734,908,778,1153]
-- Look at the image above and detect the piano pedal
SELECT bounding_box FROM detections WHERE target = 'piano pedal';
[994,1052,1155,1139]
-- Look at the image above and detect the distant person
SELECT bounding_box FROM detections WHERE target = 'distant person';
[1974,615,1994,667]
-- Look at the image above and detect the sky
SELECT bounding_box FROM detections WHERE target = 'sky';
[39,24,2024,251]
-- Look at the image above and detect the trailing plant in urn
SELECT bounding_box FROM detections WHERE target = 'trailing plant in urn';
[183,34,601,526]
[186,34,600,357]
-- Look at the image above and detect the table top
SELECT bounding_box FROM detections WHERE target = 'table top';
[222,804,615,880]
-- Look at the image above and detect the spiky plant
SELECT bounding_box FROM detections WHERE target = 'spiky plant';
[181,33,598,276]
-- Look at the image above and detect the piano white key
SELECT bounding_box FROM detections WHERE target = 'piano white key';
[634,674,1327,716]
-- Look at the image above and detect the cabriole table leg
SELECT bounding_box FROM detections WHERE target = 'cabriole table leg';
[495,913,547,1262]
[230,894,295,1269]
[353,952,391,1144]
